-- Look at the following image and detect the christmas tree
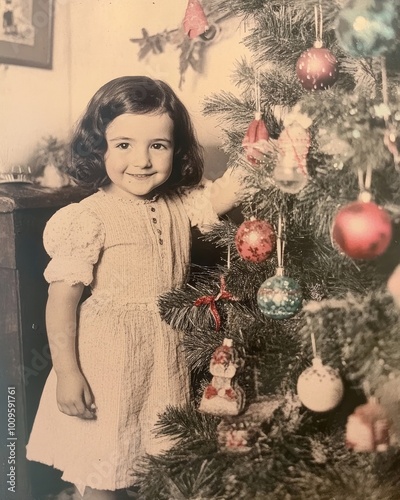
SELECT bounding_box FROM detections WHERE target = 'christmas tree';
[136,1,400,498]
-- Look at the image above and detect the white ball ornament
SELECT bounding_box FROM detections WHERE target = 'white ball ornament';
[297,357,344,412]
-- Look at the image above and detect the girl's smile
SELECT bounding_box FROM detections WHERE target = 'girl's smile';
[125,172,156,180]
[103,112,174,200]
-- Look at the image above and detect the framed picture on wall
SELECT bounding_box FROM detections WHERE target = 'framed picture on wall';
[0,0,54,69]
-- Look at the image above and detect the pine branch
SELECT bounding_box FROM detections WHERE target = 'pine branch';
[154,405,219,442]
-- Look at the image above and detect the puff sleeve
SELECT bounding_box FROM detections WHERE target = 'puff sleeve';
[179,179,220,233]
[43,203,105,286]
[180,166,247,233]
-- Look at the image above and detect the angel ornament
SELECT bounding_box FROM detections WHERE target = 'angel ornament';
[199,338,245,416]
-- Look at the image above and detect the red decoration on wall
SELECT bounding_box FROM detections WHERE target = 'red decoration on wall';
[183,0,209,39]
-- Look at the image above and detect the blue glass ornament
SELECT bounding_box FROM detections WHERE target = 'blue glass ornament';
[257,270,303,319]
[335,0,397,58]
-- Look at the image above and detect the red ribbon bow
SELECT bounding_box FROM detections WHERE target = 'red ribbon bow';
[194,276,238,331]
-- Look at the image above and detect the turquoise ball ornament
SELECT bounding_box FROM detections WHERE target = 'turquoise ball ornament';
[257,270,303,319]
[335,0,398,57]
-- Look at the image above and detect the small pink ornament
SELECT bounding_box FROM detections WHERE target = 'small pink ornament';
[183,0,209,39]
[296,45,339,91]
[346,399,392,452]
[242,112,271,165]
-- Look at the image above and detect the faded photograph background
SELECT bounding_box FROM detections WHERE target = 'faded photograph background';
[1,0,248,179]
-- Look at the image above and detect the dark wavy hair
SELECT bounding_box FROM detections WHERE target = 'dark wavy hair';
[70,76,204,190]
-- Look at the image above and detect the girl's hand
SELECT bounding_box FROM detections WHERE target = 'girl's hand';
[210,165,254,215]
[56,371,96,419]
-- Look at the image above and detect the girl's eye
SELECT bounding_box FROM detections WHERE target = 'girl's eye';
[116,143,130,150]
[151,143,167,150]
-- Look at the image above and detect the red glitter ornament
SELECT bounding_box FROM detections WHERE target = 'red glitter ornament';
[296,45,338,91]
[235,219,276,263]
[332,198,392,260]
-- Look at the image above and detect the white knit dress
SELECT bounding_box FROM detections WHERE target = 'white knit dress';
[26,186,220,494]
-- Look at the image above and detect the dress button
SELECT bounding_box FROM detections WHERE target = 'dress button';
[152,218,157,223]
[151,207,156,212]
[159,238,163,245]
[157,229,162,234]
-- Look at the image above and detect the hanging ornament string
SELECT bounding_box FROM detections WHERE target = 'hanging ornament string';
[381,56,389,116]
[357,165,372,196]
[255,68,261,119]
[314,2,323,48]
[276,213,286,272]
[310,331,317,358]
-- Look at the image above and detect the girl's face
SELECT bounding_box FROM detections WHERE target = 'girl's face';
[104,112,174,199]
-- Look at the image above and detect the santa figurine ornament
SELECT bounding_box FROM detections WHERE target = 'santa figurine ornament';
[199,338,245,416]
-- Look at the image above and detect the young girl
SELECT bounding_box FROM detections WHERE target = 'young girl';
[26,76,245,499]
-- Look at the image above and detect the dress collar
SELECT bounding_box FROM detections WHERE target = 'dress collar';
[97,188,160,205]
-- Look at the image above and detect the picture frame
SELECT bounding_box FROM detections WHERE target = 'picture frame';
[0,0,54,69]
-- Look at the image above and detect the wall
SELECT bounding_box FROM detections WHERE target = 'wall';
[0,0,71,170]
[1,0,247,176]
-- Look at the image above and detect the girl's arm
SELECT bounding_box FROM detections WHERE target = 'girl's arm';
[46,281,95,420]
[179,166,250,232]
